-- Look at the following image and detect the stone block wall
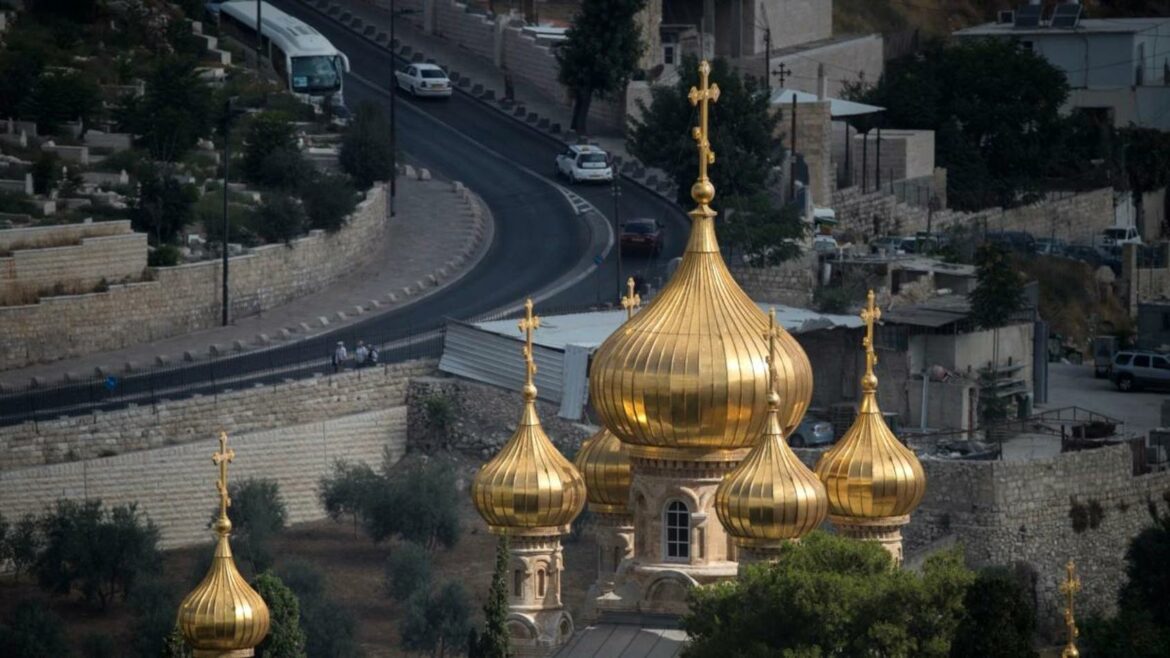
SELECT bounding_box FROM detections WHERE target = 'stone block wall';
[729,254,817,307]
[789,100,832,206]
[0,186,390,370]
[0,407,408,549]
[0,220,131,251]
[0,232,146,299]
[830,187,898,239]
[0,358,436,470]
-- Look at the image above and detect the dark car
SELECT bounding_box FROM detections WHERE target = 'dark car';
[620,218,663,256]
[985,231,1037,254]
[1062,245,1122,275]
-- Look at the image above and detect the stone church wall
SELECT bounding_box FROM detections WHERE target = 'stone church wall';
[0,186,390,371]
[0,359,436,470]
[0,407,408,549]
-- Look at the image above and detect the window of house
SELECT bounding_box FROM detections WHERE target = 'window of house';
[664,500,690,560]
[513,569,523,597]
[537,569,547,597]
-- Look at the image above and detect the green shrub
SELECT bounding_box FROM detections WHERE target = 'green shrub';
[8,513,41,577]
[301,173,357,232]
[300,597,362,658]
[253,571,308,658]
[254,195,306,245]
[129,574,180,658]
[31,153,59,195]
[318,459,380,537]
[385,542,432,602]
[950,567,1038,658]
[400,582,472,657]
[242,112,297,185]
[209,479,288,573]
[0,601,71,658]
[276,559,325,603]
[340,102,394,189]
[148,244,181,267]
[362,460,461,550]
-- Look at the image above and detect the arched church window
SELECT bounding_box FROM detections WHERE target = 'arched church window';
[513,569,523,597]
[664,500,690,560]
[537,569,547,597]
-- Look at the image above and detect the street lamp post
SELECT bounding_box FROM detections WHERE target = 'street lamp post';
[256,0,263,63]
[221,97,241,327]
[389,0,398,216]
[611,178,623,302]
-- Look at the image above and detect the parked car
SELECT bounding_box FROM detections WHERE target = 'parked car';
[1063,245,1122,275]
[1110,350,1170,392]
[985,231,1037,254]
[620,218,663,256]
[790,417,834,448]
[870,236,909,255]
[1036,238,1067,256]
[394,63,452,98]
[1098,226,1143,248]
[812,234,839,253]
[554,144,614,183]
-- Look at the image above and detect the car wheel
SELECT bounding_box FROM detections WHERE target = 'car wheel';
[791,434,806,448]
[1117,375,1135,392]
[409,84,418,97]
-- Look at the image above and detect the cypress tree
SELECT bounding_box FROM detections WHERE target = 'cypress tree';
[478,535,511,658]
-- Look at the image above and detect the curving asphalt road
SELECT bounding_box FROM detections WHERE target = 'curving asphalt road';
[0,3,690,425]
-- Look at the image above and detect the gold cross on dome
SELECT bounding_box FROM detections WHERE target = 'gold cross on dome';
[1060,560,1081,658]
[860,289,881,375]
[212,431,235,519]
[518,298,541,386]
[763,309,781,399]
[621,277,641,320]
[688,60,719,186]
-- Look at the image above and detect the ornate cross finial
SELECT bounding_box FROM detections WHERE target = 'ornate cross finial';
[517,298,541,387]
[763,308,781,403]
[621,277,641,320]
[860,289,881,377]
[1060,560,1081,658]
[212,431,235,521]
[688,60,720,207]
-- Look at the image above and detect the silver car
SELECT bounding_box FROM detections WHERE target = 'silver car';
[790,417,834,447]
[1111,351,1170,392]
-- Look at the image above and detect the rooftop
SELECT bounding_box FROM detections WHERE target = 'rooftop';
[955,17,1170,38]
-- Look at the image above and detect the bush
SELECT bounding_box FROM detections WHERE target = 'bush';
[362,460,461,550]
[132,174,199,245]
[198,189,258,247]
[0,601,71,658]
[118,56,212,162]
[242,112,298,186]
[148,244,181,267]
[257,146,312,191]
[210,479,288,573]
[385,542,432,602]
[300,597,362,658]
[129,574,181,658]
[22,70,100,134]
[276,559,326,604]
[31,153,60,195]
[950,568,1037,658]
[8,513,42,577]
[0,190,38,216]
[35,499,161,610]
[254,195,306,245]
[318,459,380,537]
[400,582,472,658]
[253,571,308,658]
[339,102,394,190]
[301,174,357,232]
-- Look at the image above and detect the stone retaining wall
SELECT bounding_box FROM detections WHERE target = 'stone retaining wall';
[0,359,436,470]
[729,254,818,307]
[0,407,408,549]
[0,232,146,299]
[0,186,390,370]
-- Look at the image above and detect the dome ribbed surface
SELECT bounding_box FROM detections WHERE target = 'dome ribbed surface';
[716,404,828,545]
[472,395,587,533]
[574,427,632,514]
[178,532,270,653]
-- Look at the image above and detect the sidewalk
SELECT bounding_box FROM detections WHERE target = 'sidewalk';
[0,172,493,389]
[298,0,678,199]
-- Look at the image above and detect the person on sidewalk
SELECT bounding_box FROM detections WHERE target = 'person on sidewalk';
[368,345,379,366]
[333,341,348,372]
[354,340,369,367]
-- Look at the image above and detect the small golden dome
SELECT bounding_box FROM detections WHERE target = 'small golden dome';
[589,61,812,459]
[179,434,270,656]
[815,292,926,519]
[472,300,587,534]
[574,427,632,515]
[716,312,828,545]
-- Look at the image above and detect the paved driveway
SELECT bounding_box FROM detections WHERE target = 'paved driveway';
[1043,362,1167,437]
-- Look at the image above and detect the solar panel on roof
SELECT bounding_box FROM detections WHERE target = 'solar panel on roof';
[1051,3,1082,29]
[1014,4,1042,28]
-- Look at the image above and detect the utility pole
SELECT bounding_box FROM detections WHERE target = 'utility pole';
[763,27,770,89]
[875,122,883,192]
[255,0,263,63]
[612,179,623,301]
[789,95,797,202]
[221,99,234,327]
[390,0,398,216]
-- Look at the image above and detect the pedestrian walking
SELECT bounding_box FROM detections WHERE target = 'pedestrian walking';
[354,340,369,367]
[368,346,379,366]
[333,341,348,372]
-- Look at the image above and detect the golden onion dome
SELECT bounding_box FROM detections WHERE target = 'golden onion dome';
[472,300,587,534]
[588,60,812,459]
[179,434,270,656]
[574,427,632,515]
[815,292,926,519]
[715,313,828,545]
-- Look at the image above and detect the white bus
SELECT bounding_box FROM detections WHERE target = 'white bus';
[215,1,351,107]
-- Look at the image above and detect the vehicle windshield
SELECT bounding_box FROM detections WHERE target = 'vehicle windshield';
[420,69,446,79]
[1104,229,1127,238]
[291,55,343,94]
[624,222,655,234]
[578,153,608,168]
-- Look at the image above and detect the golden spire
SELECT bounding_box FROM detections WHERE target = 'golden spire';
[1060,560,1081,658]
[621,277,640,320]
[589,60,813,459]
[716,310,827,545]
[815,291,926,519]
[473,299,586,534]
[179,433,269,657]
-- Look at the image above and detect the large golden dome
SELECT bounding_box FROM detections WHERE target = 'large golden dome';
[716,314,828,546]
[574,427,632,515]
[472,300,587,535]
[815,292,925,519]
[179,434,270,656]
[588,61,812,459]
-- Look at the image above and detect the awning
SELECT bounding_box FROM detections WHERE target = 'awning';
[769,88,885,118]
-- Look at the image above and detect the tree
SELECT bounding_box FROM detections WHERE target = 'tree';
[0,601,71,658]
[950,568,1038,658]
[476,536,512,658]
[9,513,42,578]
[129,574,181,658]
[319,459,379,537]
[969,242,1025,331]
[720,193,805,267]
[119,56,213,162]
[362,460,461,549]
[555,0,646,133]
[34,500,161,610]
[629,56,780,207]
[131,174,199,245]
[210,479,288,573]
[681,531,974,657]
[254,195,307,246]
[386,541,433,602]
[243,112,299,187]
[339,102,394,190]
[301,174,357,232]
[401,582,473,658]
[275,560,363,658]
[253,571,309,658]
[848,39,1069,210]
[161,624,193,658]
[31,153,60,195]
[22,70,100,134]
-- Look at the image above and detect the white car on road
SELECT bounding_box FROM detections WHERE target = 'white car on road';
[394,63,452,98]
[554,144,614,183]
